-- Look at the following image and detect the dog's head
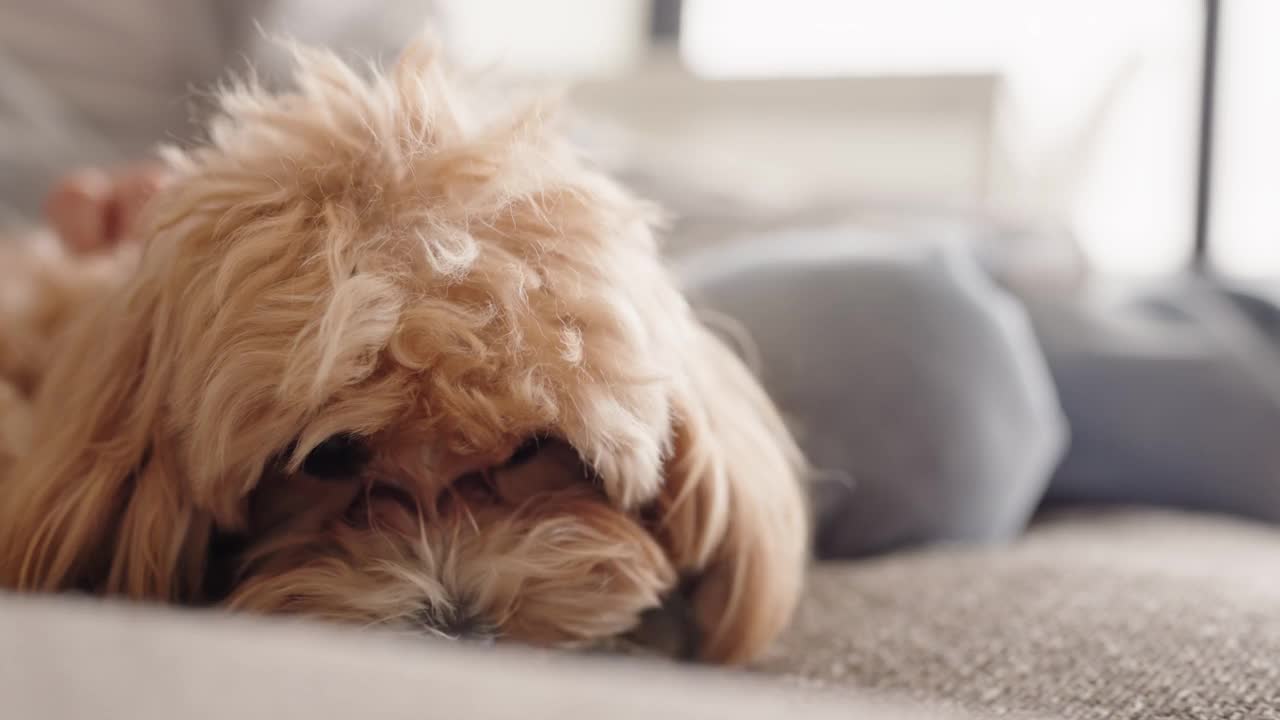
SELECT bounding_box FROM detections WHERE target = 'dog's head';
[0,42,806,663]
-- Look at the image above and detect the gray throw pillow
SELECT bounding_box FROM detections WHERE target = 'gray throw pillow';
[676,228,1067,558]
[1030,280,1280,521]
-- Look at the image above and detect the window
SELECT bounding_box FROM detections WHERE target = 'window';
[442,1,1226,278]
[681,0,1203,276]
[1210,0,1280,277]
[439,0,649,77]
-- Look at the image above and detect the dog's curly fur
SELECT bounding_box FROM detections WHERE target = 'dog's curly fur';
[0,41,807,663]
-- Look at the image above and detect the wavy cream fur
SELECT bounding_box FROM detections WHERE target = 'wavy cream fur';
[0,39,807,664]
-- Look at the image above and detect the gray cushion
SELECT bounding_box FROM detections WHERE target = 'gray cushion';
[1028,280,1280,521]
[676,228,1067,557]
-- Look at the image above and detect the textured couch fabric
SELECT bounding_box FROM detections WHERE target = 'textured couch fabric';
[3,508,1278,719]
[763,509,1280,719]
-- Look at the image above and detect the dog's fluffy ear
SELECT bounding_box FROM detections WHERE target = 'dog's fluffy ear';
[0,280,210,600]
[0,380,29,480]
[655,325,808,664]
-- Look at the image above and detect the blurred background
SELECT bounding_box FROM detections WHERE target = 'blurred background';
[2,0,1273,283]
[433,0,1270,282]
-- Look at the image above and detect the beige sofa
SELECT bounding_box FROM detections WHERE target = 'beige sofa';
[4,508,1277,719]
[0,591,960,720]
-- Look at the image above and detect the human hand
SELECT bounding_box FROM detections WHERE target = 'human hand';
[44,163,171,253]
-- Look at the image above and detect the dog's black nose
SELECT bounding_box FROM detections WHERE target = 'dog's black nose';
[456,630,495,646]
[412,609,494,645]
[448,618,496,645]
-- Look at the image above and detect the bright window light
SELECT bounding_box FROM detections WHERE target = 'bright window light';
[682,0,1015,77]
[682,0,1201,277]
[1210,0,1280,277]
[440,0,647,77]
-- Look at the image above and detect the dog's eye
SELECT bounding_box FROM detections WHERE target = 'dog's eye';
[504,436,545,468]
[303,434,371,479]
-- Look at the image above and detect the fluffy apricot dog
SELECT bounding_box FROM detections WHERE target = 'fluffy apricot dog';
[0,41,806,663]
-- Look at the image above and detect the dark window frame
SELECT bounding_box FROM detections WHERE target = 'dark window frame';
[1194,0,1219,270]
[650,0,682,42]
